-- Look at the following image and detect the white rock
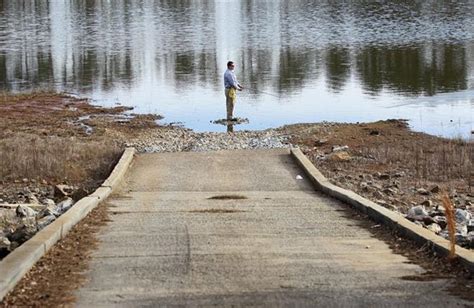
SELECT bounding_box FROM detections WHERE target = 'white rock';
[15,205,37,218]
[427,223,442,234]
[332,145,349,152]
[0,235,10,250]
[407,206,429,221]
[56,198,74,214]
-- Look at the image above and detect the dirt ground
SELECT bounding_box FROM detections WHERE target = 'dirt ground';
[280,121,473,215]
[0,92,163,202]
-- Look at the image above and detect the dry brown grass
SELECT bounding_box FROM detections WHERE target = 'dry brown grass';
[441,193,457,259]
[0,133,122,185]
[360,138,473,188]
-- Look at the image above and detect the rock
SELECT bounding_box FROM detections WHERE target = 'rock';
[455,231,474,248]
[456,225,468,236]
[364,174,374,181]
[372,183,383,190]
[54,184,75,198]
[383,188,397,195]
[393,171,405,178]
[427,223,442,234]
[0,235,11,250]
[417,188,430,195]
[56,198,74,214]
[390,180,400,189]
[27,193,39,204]
[456,234,468,246]
[422,216,436,225]
[439,230,449,240]
[433,216,447,229]
[436,204,446,213]
[314,139,327,146]
[430,185,440,194]
[7,224,37,245]
[38,205,59,218]
[15,205,37,218]
[373,191,384,199]
[331,145,349,152]
[379,173,390,180]
[37,215,56,230]
[407,206,429,222]
[42,198,56,207]
[421,200,433,207]
[328,151,351,162]
[468,220,474,232]
[455,209,472,225]
[465,232,474,249]
[0,235,10,257]
[71,187,89,201]
[359,182,369,191]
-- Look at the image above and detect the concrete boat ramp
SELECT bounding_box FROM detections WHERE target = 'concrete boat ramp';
[75,149,469,307]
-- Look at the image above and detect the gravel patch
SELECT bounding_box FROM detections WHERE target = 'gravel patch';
[122,127,290,153]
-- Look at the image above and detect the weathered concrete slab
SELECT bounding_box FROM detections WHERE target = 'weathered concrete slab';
[75,149,471,307]
[126,149,313,192]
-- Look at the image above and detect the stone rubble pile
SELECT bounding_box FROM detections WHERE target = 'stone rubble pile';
[406,205,474,249]
[0,185,77,258]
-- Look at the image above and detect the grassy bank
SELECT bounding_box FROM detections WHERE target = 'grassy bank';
[0,92,156,197]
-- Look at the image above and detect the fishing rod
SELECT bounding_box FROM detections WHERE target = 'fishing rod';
[244,87,280,98]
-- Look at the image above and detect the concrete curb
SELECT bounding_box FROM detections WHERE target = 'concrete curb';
[0,147,136,301]
[290,147,474,273]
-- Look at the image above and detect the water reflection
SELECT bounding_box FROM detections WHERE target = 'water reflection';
[0,0,473,136]
[356,45,468,96]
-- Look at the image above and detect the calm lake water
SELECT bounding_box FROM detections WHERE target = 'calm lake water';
[1,0,473,137]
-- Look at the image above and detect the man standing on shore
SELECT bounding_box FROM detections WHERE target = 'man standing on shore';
[224,61,243,122]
